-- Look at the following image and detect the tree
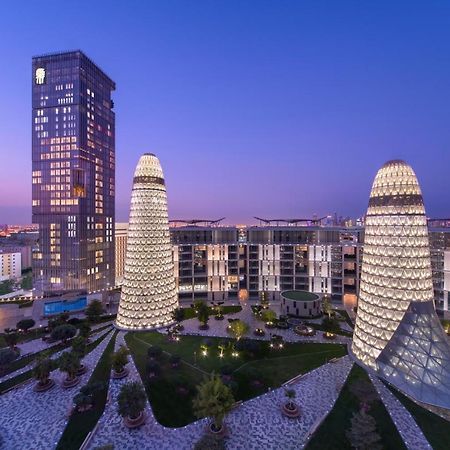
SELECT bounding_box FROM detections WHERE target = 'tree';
[51,324,77,344]
[322,295,332,319]
[147,346,163,360]
[79,322,91,339]
[16,318,36,332]
[74,381,104,411]
[112,345,129,373]
[322,316,340,333]
[195,300,210,328]
[33,353,54,386]
[284,388,296,409]
[59,351,81,381]
[172,307,185,324]
[0,348,17,373]
[346,408,382,450]
[261,309,277,323]
[72,336,87,357]
[192,373,235,432]
[85,300,104,322]
[228,320,249,341]
[117,381,147,420]
[4,332,19,350]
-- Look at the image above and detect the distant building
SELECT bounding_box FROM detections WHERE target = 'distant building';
[115,223,128,284]
[0,252,21,281]
[31,50,115,296]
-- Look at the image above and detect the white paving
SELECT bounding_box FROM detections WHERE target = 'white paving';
[0,329,114,450]
[89,331,353,450]
[369,374,432,450]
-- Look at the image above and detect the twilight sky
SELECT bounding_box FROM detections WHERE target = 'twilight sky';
[1,1,450,224]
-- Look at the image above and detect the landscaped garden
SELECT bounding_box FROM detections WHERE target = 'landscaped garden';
[125,331,347,427]
[306,365,406,450]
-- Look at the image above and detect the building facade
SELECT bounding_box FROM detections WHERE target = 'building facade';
[32,51,115,296]
[0,252,21,281]
[115,223,128,285]
[116,154,178,330]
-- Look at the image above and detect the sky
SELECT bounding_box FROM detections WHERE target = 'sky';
[1,0,450,224]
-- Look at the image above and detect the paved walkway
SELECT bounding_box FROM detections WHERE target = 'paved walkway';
[369,374,432,450]
[173,305,350,346]
[0,326,113,386]
[89,330,353,450]
[0,329,114,450]
[17,321,113,355]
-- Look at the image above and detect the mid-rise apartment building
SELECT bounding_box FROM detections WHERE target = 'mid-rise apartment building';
[0,252,21,281]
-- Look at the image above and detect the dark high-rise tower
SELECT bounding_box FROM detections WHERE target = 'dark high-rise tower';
[32,51,115,296]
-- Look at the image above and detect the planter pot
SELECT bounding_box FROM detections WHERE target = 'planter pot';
[62,376,80,389]
[76,364,88,376]
[214,315,224,321]
[199,324,210,331]
[282,402,300,418]
[112,367,129,379]
[33,378,55,393]
[123,411,146,428]
[206,422,227,437]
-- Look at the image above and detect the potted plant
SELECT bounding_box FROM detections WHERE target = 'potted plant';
[112,345,130,379]
[79,322,91,341]
[73,381,104,412]
[33,354,55,392]
[72,336,88,375]
[59,350,82,388]
[51,324,77,345]
[282,388,300,418]
[147,346,162,360]
[117,381,147,428]
[193,373,235,436]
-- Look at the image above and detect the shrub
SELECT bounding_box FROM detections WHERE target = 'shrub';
[193,373,235,431]
[112,345,129,373]
[147,361,161,378]
[172,307,185,324]
[85,300,104,323]
[169,354,181,367]
[4,332,19,350]
[51,324,77,344]
[79,322,91,339]
[117,381,147,419]
[228,320,249,341]
[16,318,35,332]
[147,346,163,359]
[0,348,18,373]
[261,309,277,323]
[59,351,81,380]
[33,354,56,385]
[67,317,82,325]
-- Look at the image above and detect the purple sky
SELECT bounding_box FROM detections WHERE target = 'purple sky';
[1,1,450,224]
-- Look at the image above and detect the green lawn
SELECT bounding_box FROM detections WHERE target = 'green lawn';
[0,327,113,394]
[306,365,406,450]
[182,305,242,320]
[387,385,450,450]
[125,331,346,427]
[57,330,118,450]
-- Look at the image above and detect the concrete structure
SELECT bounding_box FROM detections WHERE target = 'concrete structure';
[0,251,21,281]
[114,223,128,285]
[32,50,115,296]
[116,154,178,330]
[280,290,322,317]
[352,160,450,410]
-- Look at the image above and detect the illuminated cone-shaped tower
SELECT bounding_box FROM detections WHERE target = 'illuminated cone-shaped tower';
[116,153,178,330]
[352,160,450,409]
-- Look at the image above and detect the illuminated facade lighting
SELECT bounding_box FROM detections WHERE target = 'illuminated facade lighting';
[352,160,450,409]
[115,154,178,330]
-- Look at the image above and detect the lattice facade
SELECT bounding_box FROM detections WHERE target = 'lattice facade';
[352,160,434,368]
[115,154,178,330]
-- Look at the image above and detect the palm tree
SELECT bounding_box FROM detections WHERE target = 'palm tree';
[33,353,54,391]
[192,373,235,433]
[117,381,147,427]
[112,345,129,376]
[59,350,81,384]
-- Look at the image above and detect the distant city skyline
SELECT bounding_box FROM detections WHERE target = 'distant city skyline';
[1,1,450,224]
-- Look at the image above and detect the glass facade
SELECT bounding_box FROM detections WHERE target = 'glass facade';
[32,51,115,296]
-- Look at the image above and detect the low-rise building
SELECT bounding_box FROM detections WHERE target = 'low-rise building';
[0,251,21,281]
